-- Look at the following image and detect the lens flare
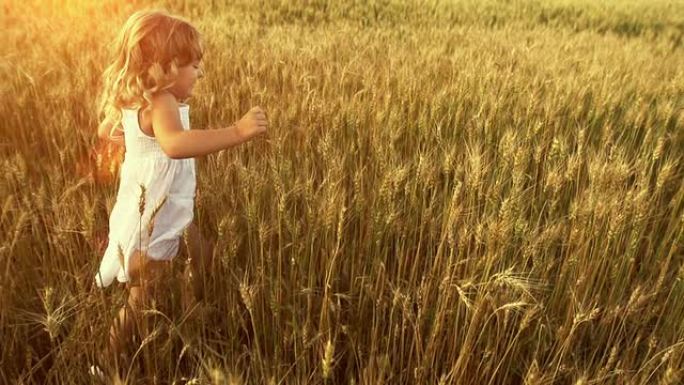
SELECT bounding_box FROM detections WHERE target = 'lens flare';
[75,139,124,186]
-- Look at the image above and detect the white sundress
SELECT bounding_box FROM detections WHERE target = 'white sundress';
[94,103,197,288]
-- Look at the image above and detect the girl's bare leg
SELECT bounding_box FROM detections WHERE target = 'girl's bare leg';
[107,249,171,373]
[108,285,144,370]
[179,222,215,308]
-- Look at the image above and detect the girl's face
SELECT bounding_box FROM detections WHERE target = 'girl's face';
[169,59,204,102]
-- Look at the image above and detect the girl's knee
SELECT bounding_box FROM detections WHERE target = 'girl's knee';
[128,285,145,302]
[128,249,172,288]
[186,223,214,258]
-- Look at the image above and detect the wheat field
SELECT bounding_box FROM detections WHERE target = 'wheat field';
[1,0,683,384]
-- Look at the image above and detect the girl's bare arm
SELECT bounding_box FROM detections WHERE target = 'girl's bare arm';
[151,92,257,159]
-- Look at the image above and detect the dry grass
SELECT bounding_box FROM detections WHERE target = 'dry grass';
[1,0,683,383]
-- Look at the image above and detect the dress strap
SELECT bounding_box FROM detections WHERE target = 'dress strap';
[119,105,191,159]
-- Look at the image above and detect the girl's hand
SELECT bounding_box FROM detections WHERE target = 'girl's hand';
[100,133,124,147]
[109,134,125,147]
[236,106,269,140]
[98,119,125,147]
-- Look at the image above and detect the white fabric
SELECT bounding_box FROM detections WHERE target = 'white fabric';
[94,103,196,288]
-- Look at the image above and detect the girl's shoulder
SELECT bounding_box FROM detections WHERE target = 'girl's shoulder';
[150,91,187,111]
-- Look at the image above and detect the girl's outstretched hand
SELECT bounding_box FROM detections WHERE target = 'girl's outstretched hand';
[236,106,269,140]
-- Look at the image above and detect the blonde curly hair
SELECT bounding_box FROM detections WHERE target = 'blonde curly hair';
[96,8,204,139]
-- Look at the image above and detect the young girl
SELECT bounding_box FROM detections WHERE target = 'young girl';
[91,8,269,377]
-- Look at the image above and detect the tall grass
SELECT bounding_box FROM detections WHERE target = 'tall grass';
[1,0,683,383]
